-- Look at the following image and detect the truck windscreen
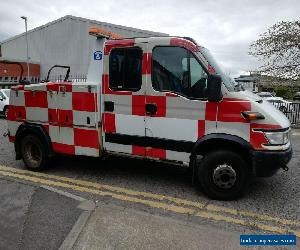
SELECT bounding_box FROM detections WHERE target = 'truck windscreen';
[200,47,237,92]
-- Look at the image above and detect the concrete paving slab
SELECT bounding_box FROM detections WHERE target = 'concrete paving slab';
[0,177,86,250]
[20,188,82,250]
[0,178,36,250]
[74,203,244,250]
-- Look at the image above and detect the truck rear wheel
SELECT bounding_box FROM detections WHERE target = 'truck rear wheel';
[20,134,48,170]
[197,150,250,200]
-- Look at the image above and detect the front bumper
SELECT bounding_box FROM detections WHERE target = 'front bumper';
[252,147,293,177]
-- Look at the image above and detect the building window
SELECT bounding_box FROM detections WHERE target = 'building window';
[109,47,142,91]
[152,46,208,99]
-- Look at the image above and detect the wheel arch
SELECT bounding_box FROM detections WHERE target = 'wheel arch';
[191,133,253,169]
[15,123,53,160]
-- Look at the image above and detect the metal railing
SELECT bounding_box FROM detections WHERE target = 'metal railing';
[268,101,300,126]
[0,74,87,89]
[46,74,87,82]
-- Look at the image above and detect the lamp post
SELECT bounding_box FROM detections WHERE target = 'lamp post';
[21,16,30,82]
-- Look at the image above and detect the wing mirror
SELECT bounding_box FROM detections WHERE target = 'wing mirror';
[207,74,223,102]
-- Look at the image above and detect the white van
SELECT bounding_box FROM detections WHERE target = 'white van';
[0,89,10,118]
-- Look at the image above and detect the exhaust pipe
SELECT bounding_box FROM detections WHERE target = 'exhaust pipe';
[282,165,289,171]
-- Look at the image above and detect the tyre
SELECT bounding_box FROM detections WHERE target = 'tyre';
[197,150,250,200]
[3,106,8,119]
[20,134,48,170]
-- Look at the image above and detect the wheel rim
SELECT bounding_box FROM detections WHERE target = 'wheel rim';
[213,164,237,189]
[24,142,42,167]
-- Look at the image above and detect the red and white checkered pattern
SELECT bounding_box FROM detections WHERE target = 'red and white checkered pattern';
[7,36,289,164]
[8,82,100,157]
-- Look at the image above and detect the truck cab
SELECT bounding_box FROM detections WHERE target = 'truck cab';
[7,32,293,200]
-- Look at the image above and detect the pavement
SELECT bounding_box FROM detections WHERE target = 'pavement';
[0,177,92,250]
[0,176,287,250]
[0,173,241,250]
[0,177,272,250]
[74,203,241,250]
[0,117,299,249]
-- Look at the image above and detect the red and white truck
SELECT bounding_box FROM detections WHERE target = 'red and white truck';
[7,28,293,200]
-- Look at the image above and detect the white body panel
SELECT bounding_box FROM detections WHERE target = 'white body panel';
[0,90,10,112]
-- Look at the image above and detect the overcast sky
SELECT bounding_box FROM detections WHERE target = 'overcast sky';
[0,0,299,76]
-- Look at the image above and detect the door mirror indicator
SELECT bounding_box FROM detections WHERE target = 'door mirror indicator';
[207,74,223,102]
[241,111,265,120]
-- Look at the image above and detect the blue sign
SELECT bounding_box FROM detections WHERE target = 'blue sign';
[240,235,296,246]
[93,51,102,60]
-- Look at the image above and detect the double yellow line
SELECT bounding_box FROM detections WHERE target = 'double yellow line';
[0,165,299,237]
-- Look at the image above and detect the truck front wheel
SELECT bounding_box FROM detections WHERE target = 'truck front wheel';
[20,134,48,170]
[197,150,250,200]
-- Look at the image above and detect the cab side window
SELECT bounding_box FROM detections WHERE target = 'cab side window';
[109,47,142,91]
[152,46,208,99]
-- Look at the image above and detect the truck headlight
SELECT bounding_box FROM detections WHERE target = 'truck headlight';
[264,130,290,145]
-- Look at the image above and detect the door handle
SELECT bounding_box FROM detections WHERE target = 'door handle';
[104,101,114,112]
[145,103,157,115]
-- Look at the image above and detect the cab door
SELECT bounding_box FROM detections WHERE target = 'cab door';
[144,44,216,163]
[102,40,146,156]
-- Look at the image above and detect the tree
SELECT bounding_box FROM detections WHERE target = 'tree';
[249,20,300,80]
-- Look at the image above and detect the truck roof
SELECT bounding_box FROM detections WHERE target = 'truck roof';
[104,36,202,53]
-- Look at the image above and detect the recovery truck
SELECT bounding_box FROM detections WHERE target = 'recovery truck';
[7,27,293,200]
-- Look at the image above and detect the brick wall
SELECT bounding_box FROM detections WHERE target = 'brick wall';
[0,62,40,80]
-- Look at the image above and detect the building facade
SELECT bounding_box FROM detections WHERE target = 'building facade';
[234,74,258,92]
[0,15,167,85]
[235,73,300,94]
[0,59,40,88]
